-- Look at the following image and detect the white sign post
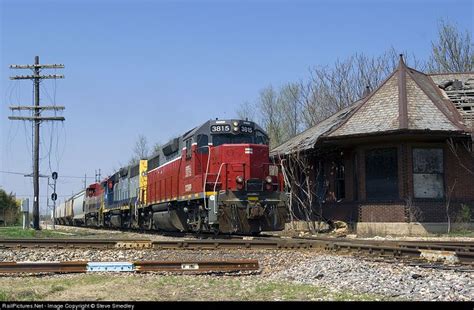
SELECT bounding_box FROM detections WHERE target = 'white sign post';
[21,198,29,230]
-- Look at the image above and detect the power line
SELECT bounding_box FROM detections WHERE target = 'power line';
[0,171,25,176]
[14,194,71,198]
[0,170,95,179]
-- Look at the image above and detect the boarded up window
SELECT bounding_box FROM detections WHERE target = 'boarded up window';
[365,148,398,200]
[413,148,444,199]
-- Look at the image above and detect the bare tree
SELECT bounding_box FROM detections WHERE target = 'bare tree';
[427,19,474,73]
[236,101,257,122]
[406,195,423,223]
[258,86,284,148]
[237,48,425,144]
[445,178,457,234]
[447,138,474,176]
[129,134,149,165]
[278,151,334,233]
[278,83,303,141]
[151,142,162,156]
[298,49,424,128]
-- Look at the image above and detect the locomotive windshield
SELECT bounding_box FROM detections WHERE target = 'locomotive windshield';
[212,130,269,146]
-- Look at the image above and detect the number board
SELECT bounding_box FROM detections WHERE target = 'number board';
[240,125,253,134]
[210,124,231,133]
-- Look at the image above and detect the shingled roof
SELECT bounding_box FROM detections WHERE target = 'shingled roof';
[270,100,363,156]
[271,55,469,157]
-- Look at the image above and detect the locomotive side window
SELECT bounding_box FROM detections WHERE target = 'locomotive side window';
[185,139,192,159]
[197,134,209,154]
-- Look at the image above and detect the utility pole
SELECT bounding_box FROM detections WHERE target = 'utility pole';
[9,56,65,230]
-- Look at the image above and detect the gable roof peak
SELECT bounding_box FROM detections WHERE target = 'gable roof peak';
[398,54,407,70]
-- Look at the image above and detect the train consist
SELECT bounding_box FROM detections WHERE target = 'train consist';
[55,119,288,234]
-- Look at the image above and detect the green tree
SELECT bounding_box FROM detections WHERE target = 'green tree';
[0,189,20,226]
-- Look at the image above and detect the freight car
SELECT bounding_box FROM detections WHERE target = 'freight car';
[55,190,85,226]
[55,119,288,235]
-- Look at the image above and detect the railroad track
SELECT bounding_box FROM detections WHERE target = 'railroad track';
[0,259,259,274]
[1,237,473,265]
[294,237,474,264]
[0,238,153,249]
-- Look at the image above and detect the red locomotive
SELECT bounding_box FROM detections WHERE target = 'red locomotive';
[58,118,288,235]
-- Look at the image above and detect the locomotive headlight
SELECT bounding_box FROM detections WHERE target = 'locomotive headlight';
[236,175,244,190]
[233,121,238,126]
[265,176,273,191]
[233,127,239,132]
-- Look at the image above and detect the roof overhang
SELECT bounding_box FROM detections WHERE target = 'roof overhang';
[320,129,470,146]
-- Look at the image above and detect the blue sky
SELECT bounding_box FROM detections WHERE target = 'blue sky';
[0,0,472,214]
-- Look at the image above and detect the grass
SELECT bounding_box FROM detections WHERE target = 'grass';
[0,291,11,301]
[250,280,384,301]
[0,226,110,239]
[0,226,73,238]
[437,229,474,237]
[0,274,108,301]
[0,274,390,301]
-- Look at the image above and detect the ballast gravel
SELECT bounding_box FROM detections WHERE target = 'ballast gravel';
[0,247,473,301]
[267,253,474,301]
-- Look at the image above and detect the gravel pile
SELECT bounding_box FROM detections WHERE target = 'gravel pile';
[268,253,474,301]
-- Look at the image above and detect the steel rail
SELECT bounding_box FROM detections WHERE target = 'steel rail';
[295,236,474,246]
[0,261,87,273]
[292,236,474,252]
[318,240,474,265]
[0,239,153,249]
[151,239,316,249]
[1,237,473,252]
[0,259,259,274]
[1,237,473,264]
[135,259,259,272]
